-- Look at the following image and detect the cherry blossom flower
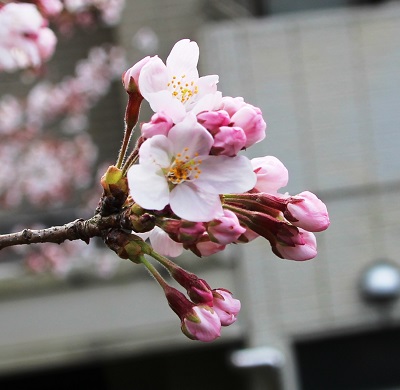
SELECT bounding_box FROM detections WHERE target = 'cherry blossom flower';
[0,3,57,72]
[127,114,256,222]
[138,39,219,123]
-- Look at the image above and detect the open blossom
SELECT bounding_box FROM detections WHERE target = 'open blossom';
[0,3,57,72]
[127,114,256,222]
[138,39,219,123]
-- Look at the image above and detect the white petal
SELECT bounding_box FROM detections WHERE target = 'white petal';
[191,91,222,116]
[127,164,170,210]
[168,114,213,156]
[139,134,172,167]
[149,227,183,257]
[166,39,199,78]
[139,56,168,96]
[196,75,219,98]
[196,155,256,194]
[145,90,186,123]
[170,183,223,222]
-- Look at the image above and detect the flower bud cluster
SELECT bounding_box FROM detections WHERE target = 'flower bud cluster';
[164,266,241,342]
[103,39,331,342]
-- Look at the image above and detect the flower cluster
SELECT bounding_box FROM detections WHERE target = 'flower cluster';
[99,39,330,341]
[123,39,329,261]
[0,0,126,72]
[154,257,240,342]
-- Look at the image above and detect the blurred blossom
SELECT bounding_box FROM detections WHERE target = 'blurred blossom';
[0,95,23,135]
[0,3,57,72]
[131,27,159,54]
[0,45,126,209]
[0,135,97,208]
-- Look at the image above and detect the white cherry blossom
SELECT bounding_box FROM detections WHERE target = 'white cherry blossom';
[138,39,219,123]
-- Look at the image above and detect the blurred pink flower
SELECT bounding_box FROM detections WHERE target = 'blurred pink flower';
[0,3,56,72]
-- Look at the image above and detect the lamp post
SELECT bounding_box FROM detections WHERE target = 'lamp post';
[359,260,400,304]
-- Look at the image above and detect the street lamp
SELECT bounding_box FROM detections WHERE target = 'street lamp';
[359,260,400,304]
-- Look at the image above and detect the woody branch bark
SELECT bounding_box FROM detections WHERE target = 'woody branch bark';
[0,209,147,250]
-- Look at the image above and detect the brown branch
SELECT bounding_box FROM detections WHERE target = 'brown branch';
[0,212,132,251]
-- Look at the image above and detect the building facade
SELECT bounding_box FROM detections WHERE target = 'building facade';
[1,1,400,389]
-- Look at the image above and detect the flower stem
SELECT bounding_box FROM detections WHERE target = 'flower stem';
[121,136,144,175]
[116,124,133,169]
[148,247,176,271]
[139,255,168,290]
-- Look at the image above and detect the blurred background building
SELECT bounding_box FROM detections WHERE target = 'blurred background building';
[1,0,400,389]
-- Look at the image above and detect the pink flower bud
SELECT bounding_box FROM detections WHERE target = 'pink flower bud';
[159,219,206,245]
[251,156,289,193]
[211,126,247,156]
[171,267,213,305]
[235,227,259,243]
[165,285,221,342]
[141,112,173,138]
[208,209,246,245]
[122,56,151,94]
[191,234,226,257]
[178,221,206,244]
[275,229,317,261]
[231,105,266,148]
[221,96,246,116]
[212,289,241,326]
[197,110,230,133]
[182,305,221,342]
[286,191,330,232]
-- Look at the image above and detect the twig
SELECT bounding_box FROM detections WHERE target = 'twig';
[0,212,130,250]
